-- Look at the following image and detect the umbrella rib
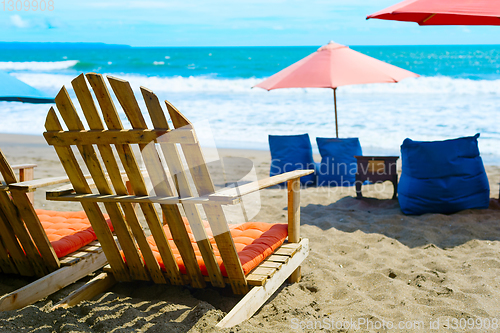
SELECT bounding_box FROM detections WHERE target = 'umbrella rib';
[422,13,436,24]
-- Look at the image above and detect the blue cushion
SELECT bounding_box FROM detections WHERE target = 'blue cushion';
[398,134,490,215]
[269,134,316,186]
[316,137,362,187]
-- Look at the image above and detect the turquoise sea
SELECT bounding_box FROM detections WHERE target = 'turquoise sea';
[1,43,500,162]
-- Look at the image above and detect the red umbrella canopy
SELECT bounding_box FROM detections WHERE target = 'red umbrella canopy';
[367,0,500,25]
[254,41,418,138]
[254,41,418,90]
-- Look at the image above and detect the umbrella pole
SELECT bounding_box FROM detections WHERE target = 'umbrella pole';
[333,88,338,138]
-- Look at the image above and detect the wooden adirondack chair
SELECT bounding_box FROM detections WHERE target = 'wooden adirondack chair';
[44,73,312,327]
[0,149,108,311]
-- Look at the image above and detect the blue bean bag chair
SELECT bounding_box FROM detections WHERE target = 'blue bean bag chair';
[269,134,316,186]
[398,133,490,215]
[316,137,362,187]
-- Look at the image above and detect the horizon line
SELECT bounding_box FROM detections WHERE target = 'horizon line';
[2,41,500,48]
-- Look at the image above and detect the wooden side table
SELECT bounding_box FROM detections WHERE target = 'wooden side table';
[354,156,399,200]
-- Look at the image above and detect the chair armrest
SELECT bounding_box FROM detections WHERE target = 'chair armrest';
[209,169,314,202]
[46,169,313,206]
[8,163,37,203]
[10,164,37,171]
[8,175,75,192]
[11,163,37,184]
[12,165,139,194]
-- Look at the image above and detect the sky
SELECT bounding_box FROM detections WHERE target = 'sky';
[1,0,500,47]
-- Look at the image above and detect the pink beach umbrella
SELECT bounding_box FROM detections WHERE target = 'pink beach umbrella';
[254,41,419,138]
[367,0,500,25]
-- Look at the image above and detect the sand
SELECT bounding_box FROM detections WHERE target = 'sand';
[1,133,500,332]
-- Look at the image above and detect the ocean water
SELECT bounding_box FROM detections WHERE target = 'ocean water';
[1,43,500,163]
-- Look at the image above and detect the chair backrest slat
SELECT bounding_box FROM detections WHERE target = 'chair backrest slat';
[142,87,224,288]
[0,232,18,274]
[45,108,131,282]
[9,190,59,272]
[53,86,86,130]
[0,152,18,184]
[105,76,183,285]
[166,102,248,294]
[141,88,208,288]
[0,194,46,277]
[84,74,167,284]
[85,73,124,128]
[66,75,149,282]
[0,150,58,276]
[72,73,105,130]
[0,209,29,275]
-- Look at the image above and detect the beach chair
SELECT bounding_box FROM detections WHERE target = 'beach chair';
[44,73,311,327]
[0,149,108,311]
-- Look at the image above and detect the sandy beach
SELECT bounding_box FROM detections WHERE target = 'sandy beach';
[1,132,500,332]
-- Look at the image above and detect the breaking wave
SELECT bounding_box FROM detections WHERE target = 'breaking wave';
[0,60,79,71]
[11,72,500,96]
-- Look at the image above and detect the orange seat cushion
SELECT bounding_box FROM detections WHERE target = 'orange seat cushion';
[146,218,288,277]
[36,209,112,258]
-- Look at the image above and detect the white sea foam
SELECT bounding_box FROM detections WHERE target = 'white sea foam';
[112,74,500,95]
[10,72,500,95]
[12,73,75,90]
[0,60,79,71]
[4,73,500,163]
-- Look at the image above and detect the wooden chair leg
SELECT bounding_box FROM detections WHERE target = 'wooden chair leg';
[392,174,398,200]
[216,239,309,328]
[18,166,35,204]
[289,267,301,283]
[355,181,363,199]
[287,178,301,283]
